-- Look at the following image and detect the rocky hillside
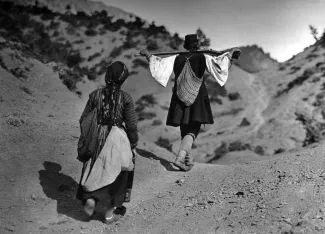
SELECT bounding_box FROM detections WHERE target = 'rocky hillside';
[234,45,279,73]
[1,0,325,165]
[3,0,138,22]
[2,36,325,234]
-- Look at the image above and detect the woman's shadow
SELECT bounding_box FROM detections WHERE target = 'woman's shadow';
[136,148,178,171]
[38,161,100,222]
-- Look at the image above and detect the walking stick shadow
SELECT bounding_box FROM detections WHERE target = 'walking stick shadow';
[38,161,98,222]
[136,148,178,171]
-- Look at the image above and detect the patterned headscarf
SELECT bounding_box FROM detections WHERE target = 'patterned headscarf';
[102,61,129,125]
[105,61,129,87]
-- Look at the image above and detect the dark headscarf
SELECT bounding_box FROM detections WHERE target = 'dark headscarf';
[102,61,129,125]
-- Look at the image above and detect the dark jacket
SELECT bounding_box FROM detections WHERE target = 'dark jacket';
[166,53,214,126]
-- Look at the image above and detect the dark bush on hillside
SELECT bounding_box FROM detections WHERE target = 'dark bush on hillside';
[67,53,83,67]
[135,94,157,112]
[49,21,60,30]
[313,93,325,107]
[205,75,227,104]
[169,33,183,50]
[10,67,28,79]
[58,68,82,91]
[209,142,228,162]
[60,14,79,27]
[155,137,172,152]
[239,118,250,127]
[85,28,98,36]
[20,86,33,95]
[109,46,123,58]
[74,39,84,44]
[228,92,241,101]
[152,119,162,126]
[254,145,265,155]
[52,30,59,37]
[132,58,148,69]
[228,141,251,151]
[88,52,101,62]
[147,40,159,51]
[289,66,300,74]
[306,54,319,60]
[274,148,285,154]
[138,111,156,121]
[276,68,314,97]
[214,108,244,117]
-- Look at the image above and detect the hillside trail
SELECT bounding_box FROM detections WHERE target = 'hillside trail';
[2,52,325,234]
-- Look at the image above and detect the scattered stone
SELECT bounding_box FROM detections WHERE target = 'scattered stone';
[176,178,185,185]
[235,191,244,196]
[185,203,193,207]
[4,225,15,232]
[31,194,36,200]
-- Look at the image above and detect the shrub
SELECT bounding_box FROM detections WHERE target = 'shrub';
[10,67,27,79]
[52,30,59,37]
[88,52,101,62]
[138,111,156,121]
[147,40,159,51]
[85,28,97,36]
[152,119,162,126]
[132,58,148,69]
[135,94,157,112]
[20,86,33,95]
[276,68,314,96]
[239,118,250,127]
[289,66,300,74]
[214,108,244,117]
[209,142,228,162]
[228,92,241,101]
[109,46,123,58]
[254,145,265,155]
[274,148,285,154]
[67,53,83,67]
[155,137,172,152]
[74,39,84,44]
[228,141,251,151]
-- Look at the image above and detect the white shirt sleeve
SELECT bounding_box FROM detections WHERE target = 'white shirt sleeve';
[204,52,231,87]
[149,55,177,87]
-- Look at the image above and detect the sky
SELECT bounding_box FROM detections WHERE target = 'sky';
[93,0,325,62]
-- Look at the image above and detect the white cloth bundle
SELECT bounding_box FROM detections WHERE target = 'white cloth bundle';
[149,52,231,87]
[81,126,134,192]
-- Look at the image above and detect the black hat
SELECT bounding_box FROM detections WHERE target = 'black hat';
[183,34,199,50]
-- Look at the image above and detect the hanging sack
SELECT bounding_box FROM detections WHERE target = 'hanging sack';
[176,56,203,106]
[77,90,102,162]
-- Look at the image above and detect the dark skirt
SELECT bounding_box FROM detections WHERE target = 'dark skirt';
[166,91,214,127]
[77,170,129,207]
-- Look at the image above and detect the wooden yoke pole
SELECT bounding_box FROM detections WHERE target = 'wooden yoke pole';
[134,49,241,59]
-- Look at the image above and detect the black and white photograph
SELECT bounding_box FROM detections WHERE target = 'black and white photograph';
[1,0,325,233]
